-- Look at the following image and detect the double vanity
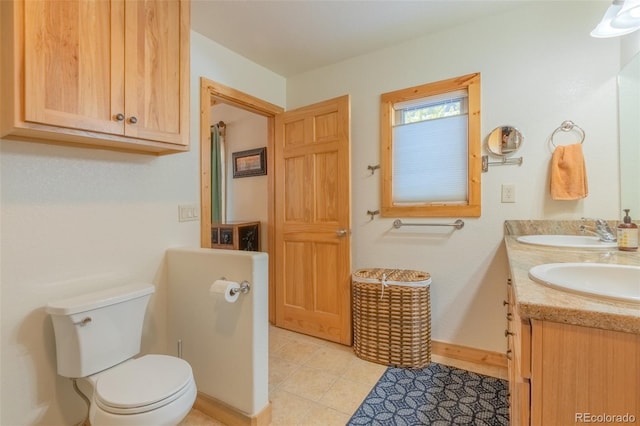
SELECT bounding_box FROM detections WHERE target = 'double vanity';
[504,220,639,426]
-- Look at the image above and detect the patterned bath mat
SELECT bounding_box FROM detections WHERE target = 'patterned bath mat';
[348,363,509,426]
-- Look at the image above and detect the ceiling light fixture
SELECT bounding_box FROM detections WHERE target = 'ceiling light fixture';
[612,0,640,27]
[591,0,640,38]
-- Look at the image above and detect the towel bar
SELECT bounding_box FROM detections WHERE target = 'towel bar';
[482,155,523,172]
[392,219,464,230]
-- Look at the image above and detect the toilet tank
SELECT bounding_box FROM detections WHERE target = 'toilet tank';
[46,283,155,378]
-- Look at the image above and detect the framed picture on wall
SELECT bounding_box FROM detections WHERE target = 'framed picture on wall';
[232,147,267,178]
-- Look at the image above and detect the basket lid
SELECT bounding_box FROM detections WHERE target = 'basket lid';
[352,268,431,287]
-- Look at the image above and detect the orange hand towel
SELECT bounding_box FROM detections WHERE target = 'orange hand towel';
[550,143,588,200]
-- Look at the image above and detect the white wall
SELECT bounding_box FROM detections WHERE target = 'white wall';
[621,29,640,66]
[287,2,621,353]
[0,30,285,426]
[192,31,286,108]
[167,248,269,416]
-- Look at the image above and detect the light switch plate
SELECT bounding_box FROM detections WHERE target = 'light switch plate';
[178,204,199,222]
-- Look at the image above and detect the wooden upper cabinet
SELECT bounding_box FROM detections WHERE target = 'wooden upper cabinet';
[1,0,190,154]
[123,0,187,145]
[23,0,125,135]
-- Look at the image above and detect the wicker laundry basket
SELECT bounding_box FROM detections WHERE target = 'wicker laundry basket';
[352,268,432,368]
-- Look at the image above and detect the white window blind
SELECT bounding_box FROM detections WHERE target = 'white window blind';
[392,114,468,204]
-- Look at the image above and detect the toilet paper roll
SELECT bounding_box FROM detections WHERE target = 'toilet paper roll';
[209,280,240,303]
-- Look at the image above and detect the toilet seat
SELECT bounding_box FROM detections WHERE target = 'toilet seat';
[94,354,194,415]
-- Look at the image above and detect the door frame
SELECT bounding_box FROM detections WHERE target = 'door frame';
[199,77,284,323]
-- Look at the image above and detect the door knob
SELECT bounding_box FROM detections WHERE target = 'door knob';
[336,229,348,237]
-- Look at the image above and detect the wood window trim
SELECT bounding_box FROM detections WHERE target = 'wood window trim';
[380,72,481,218]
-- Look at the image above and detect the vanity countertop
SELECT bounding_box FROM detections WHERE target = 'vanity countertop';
[504,220,640,334]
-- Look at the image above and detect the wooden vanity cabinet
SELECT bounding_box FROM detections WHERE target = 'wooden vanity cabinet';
[0,0,190,154]
[508,281,640,425]
[506,281,531,426]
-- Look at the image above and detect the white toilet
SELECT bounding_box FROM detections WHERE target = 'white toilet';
[46,283,197,426]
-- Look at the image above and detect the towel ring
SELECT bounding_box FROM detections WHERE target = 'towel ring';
[550,120,585,147]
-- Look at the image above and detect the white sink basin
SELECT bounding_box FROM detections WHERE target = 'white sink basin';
[517,235,617,249]
[529,263,640,303]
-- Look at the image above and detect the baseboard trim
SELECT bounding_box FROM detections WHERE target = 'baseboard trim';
[432,340,507,369]
[193,392,272,426]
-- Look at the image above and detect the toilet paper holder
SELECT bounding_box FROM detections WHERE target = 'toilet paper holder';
[230,280,251,296]
[220,277,251,296]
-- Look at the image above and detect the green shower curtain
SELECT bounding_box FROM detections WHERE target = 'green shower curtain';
[211,125,223,223]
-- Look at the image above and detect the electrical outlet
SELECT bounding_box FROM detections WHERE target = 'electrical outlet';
[501,184,516,203]
[178,204,199,222]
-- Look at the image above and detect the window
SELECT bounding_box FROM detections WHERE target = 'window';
[381,73,481,217]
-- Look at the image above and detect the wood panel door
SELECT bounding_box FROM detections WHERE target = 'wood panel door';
[274,95,352,345]
[23,0,125,135]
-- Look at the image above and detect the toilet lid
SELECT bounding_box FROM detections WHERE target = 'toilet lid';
[95,354,194,414]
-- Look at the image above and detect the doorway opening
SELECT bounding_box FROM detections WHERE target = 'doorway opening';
[199,77,283,322]
[200,79,353,344]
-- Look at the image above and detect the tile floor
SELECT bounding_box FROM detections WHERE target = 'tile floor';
[180,325,507,426]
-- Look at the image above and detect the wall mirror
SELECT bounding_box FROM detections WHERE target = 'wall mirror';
[482,125,524,172]
[486,126,523,157]
[618,53,640,216]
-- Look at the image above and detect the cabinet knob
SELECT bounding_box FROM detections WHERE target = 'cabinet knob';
[115,113,125,121]
[503,299,510,306]
[506,349,513,360]
[505,329,515,337]
[129,116,138,124]
[506,313,513,321]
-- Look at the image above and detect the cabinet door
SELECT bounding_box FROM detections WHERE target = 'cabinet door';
[23,0,125,134]
[124,0,189,145]
[532,321,640,426]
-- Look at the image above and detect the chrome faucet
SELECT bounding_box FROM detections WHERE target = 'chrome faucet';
[579,218,617,242]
